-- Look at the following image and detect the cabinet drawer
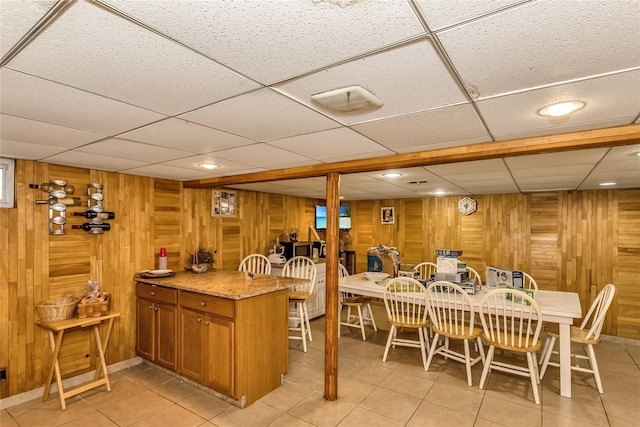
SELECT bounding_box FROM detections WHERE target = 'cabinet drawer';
[180,291,234,319]
[136,282,178,304]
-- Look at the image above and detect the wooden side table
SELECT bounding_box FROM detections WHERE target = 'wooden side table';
[36,312,120,410]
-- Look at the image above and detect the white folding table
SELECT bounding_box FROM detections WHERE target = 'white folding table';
[339,274,582,398]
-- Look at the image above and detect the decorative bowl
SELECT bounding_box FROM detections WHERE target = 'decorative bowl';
[363,272,390,281]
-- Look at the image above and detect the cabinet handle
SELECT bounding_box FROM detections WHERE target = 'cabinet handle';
[154,306,159,311]
[148,304,154,310]
[151,291,156,296]
[205,320,210,325]
[197,318,202,322]
[200,301,206,307]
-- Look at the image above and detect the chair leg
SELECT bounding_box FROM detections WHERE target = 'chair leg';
[476,337,485,365]
[356,306,366,341]
[296,303,307,353]
[479,346,495,390]
[365,303,378,332]
[338,303,342,338]
[424,333,440,372]
[587,344,604,393]
[527,352,540,404]
[539,336,552,365]
[418,327,429,370]
[532,352,540,384]
[383,325,396,362]
[463,339,473,386]
[302,302,312,342]
[539,336,556,379]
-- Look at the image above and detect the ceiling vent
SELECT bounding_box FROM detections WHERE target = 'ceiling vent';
[311,85,383,112]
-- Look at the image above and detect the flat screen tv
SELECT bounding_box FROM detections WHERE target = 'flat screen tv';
[315,205,351,230]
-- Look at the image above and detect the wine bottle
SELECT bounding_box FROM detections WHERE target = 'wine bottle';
[72,211,115,220]
[36,197,82,206]
[72,222,111,232]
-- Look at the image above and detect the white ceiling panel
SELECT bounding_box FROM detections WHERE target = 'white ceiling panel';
[101,0,425,85]
[0,138,67,160]
[268,128,391,162]
[181,88,339,142]
[352,104,490,151]
[0,114,103,151]
[0,69,165,135]
[0,0,637,199]
[478,71,640,139]
[119,118,256,153]
[275,39,468,125]
[436,0,640,98]
[5,0,261,116]
[76,138,193,163]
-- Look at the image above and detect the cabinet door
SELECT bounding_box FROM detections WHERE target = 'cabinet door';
[178,307,204,382]
[307,271,326,319]
[204,315,235,396]
[155,302,177,370]
[136,298,155,360]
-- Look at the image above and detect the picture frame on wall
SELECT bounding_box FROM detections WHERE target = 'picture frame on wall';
[212,189,237,217]
[381,207,394,224]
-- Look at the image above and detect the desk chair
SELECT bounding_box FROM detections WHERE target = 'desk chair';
[539,283,616,393]
[382,277,430,369]
[282,256,316,352]
[425,281,485,386]
[339,264,377,340]
[479,288,543,404]
[238,253,271,275]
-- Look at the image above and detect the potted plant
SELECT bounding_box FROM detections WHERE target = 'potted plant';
[190,247,215,273]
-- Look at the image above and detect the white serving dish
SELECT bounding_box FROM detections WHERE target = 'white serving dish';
[363,272,389,281]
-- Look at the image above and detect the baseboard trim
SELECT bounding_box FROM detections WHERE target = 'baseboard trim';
[0,357,143,410]
[600,334,640,347]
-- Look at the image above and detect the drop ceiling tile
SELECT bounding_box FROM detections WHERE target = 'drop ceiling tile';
[43,151,148,172]
[0,0,58,57]
[161,155,259,175]
[119,118,256,153]
[478,71,640,139]
[426,159,508,175]
[0,69,165,135]
[269,128,391,162]
[0,138,67,160]
[591,159,640,173]
[6,0,260,115]
[415,0,524,31]
[102,0,425,84]
[579,170,640,190]
[77,139,192,163]
[517,176,586,192]
[511,165,595,181]
[454,179,520,195]
[181,89,339,142]
[212,143,318,169]
[598,144,640,162]
[352,104,490,152]
[437,0,640,97]
[275,39,468,125]
[121,164,214,181]
[0,114,103,149]
[505,149,607,170]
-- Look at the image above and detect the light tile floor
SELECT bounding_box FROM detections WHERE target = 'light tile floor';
[3,303,640,427]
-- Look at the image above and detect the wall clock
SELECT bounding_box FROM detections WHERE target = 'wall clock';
[458,197,477,215]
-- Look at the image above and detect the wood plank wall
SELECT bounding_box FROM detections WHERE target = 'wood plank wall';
[1,159,638,398]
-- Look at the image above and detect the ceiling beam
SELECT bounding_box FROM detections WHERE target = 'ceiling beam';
[183,123,640,188]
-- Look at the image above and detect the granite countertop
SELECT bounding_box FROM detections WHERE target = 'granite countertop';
[135,270,308,300]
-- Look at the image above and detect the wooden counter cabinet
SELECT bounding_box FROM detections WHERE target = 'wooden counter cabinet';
[136,283,178,370]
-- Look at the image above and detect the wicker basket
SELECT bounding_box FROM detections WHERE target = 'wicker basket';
[36,297,78,322]
[77,293,111,319]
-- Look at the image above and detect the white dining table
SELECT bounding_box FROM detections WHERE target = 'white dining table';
[339,273,583,398]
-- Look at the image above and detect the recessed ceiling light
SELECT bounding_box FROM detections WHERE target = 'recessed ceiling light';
[433,190,447,196]
[636,152,640,157]
[199,163,218,170]
[600,182,616,186]
[538,101,585,117]
[382,172,402,178]
[311,85,383,112]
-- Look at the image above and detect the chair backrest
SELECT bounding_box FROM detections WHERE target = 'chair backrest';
[383,277,428,327]
[425,281,477,336]
[413,262,437,281]
[521,271,538,290]
[338,263,351,303]
[238,254,271,274]
[466,266,482,287]
[479,288,542,349]
[282,256,317,293]
[580,284,616,340]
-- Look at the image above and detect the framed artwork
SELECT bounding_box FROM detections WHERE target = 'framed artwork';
[212,189,237,217]
[381,207,394,224]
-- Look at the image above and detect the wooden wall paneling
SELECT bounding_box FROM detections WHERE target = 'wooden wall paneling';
[615,189,640,339]
[459,196,485,274]
[352,200,376,273]
[398,199,425,267]
[529,193,560,290]
[154,179,182,271]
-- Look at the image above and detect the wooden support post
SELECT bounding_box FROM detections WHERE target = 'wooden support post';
[324,172,340,400]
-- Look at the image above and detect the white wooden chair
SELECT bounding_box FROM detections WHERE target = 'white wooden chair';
[282,256,316,352]
[424,281,484,386]
[479,288,543,405]
[382,277,430,369]
[339,264,377,340]
[413,261,437,282]
[238,253,271,275]
[539,283,616,393]
[522,271,539,290]
[466,266,482,287]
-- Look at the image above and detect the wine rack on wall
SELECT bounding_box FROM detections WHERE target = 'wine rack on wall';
[31,181,114,234]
